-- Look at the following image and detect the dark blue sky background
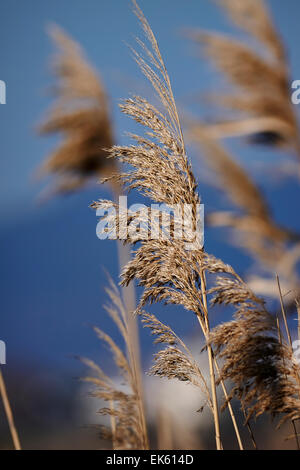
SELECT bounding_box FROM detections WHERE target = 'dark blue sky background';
[1,0,300,398]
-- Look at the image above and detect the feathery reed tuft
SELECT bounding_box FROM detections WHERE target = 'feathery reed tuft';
[189,0,300,153]
[39,25,115,195]
[141,311,212,410]
[188,108,300,305]
[208,269,300,426]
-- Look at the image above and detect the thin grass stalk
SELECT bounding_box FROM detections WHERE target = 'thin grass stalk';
[241,405,257,450]
[199,270,221,450]
[277,276,293,347]
[276,281,300,450]
[113,188,149,449]
[196,270,244,449]
[0,369,21,450]
[119,253,149,449]
[109,398,117,448]
[276,317,300,450]
[213,358,244,450]
[116,237,147,440]
[125,305,149,450]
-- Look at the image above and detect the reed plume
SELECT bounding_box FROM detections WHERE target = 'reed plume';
[188,128,289,242]
[187,127,300,305]
[142,312,216,447]
[83,279,148,450]
[189,0,300,154]
[208,269,300,427]
[141,312,212,409]
[39,25,115,195]
[207,271,300,444]
[186,0,300,306]
[186,0,300,299]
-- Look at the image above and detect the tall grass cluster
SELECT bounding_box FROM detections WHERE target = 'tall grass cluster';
[2,0,300,451]
[90,0,300,450]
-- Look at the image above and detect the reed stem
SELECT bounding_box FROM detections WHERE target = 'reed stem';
[113,188,149,450]
[0,369,21,450]
[199,270,222,450]
[276,278,300,451]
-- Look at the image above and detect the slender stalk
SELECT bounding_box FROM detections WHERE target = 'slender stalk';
[0,369,21,450]
[213,359,244,450]
[199,270,221,450]
[290,300,300,452]
[276,278,300,389]
[276,281,300,451]
[196,313,244,449]
[196,269,244,450]
[241,405,257,450]
[276,317,300,450]
[113,188,149,450]
[276,276,293,347]
[109,399,117,448]
[296,299,300,346]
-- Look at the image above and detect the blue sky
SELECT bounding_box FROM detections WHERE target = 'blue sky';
[1,0,300,387]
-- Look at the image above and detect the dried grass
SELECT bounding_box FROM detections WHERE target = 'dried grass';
[92,1,242,450]
[92,1,300,449]
[38,25,116,196]
[83,279,148,450]
[208,270,300,427]
[189,0,300,153]
[186,1,300,308]
[23,0,300,451]
[187,127,300,305]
